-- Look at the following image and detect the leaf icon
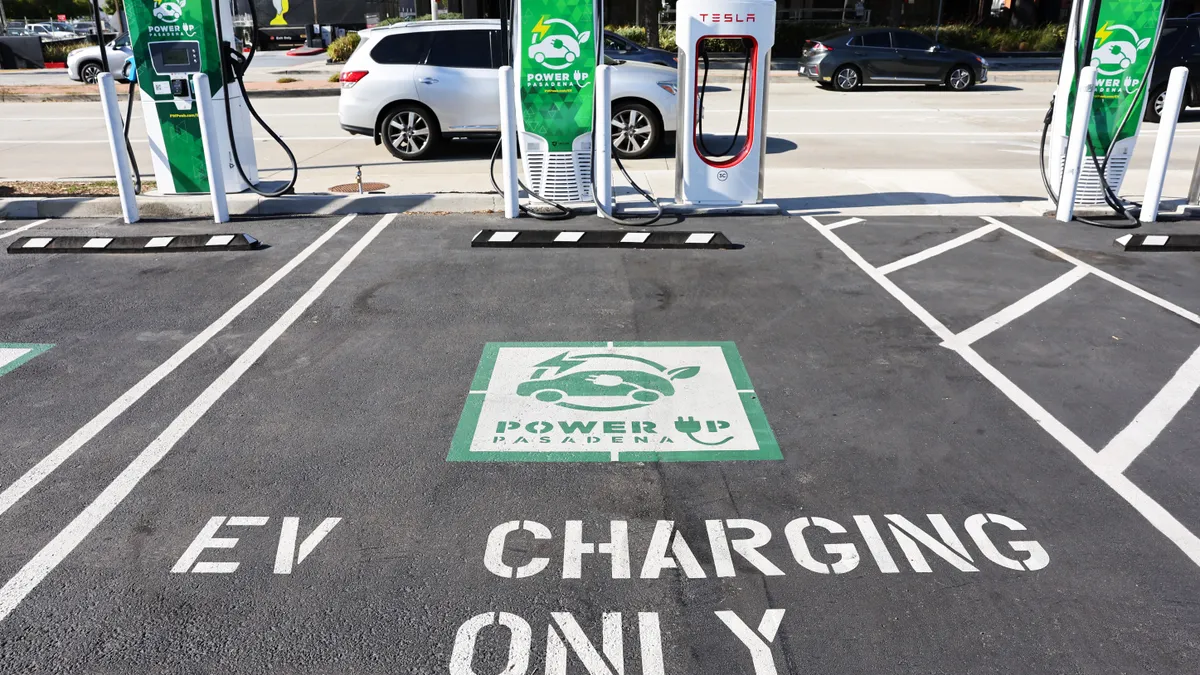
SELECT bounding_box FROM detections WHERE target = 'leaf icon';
[667,366,699,380]
[578,30,591,45]
[1137,37,1150,50]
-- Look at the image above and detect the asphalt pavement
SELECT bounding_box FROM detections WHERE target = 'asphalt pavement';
[0,212,1198,672]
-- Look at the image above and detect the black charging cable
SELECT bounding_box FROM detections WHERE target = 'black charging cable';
[123,78,142,194]
[213,0,299,197]
[696,41,751,160]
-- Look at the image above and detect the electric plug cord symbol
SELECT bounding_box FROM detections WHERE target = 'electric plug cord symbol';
[674,417,733,446]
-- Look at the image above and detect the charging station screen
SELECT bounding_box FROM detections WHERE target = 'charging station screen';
[162,48,191,66]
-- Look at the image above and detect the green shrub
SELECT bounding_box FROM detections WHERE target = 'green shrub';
[380,12,464,25]
[42,43,75,63]
[326,32,360,62]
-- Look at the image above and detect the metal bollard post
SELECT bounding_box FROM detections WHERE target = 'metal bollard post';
[98,73,140,224]
[1142,67,1189,223]
[498,66,520,219]
[192,73,229,224]
[594,64,613,217]
[1056,66,1097,223]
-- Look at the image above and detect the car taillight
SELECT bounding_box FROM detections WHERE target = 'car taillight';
[340,70,368,88]
[811,42,833,54]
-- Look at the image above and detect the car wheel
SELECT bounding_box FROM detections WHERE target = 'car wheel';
[832,65,861,91]
[946,66,974,91]
[380,105,440,160]
[1145,86,1167,123]
[535,390,564,402]
[611,102,661,160]
[79,61,102,84]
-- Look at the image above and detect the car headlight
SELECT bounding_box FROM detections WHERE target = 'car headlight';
[68,48,84,57]
[976,56,989,68]
[657,81,677,95]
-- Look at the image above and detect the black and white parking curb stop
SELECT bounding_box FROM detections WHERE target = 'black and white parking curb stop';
[6,234,262,254]
[472,230,737,249]
[1114,234,1200,252]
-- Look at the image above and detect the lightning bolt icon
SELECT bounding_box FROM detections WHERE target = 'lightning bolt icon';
[532,16,550,42]
[1095,22,1114,42]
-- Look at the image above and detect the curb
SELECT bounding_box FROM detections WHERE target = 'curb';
[0,193,502,220]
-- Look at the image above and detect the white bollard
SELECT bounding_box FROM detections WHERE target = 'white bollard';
[1141,66,1189,223]
[98,74,139,224]
[192,73,229,224]
[1057,66,1098,223]
[498,65,520,219]
[594,64,613,217]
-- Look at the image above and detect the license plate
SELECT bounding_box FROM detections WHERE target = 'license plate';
[798,66,806,74]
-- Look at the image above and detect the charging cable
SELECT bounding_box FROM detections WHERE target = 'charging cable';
[696,42,751,160]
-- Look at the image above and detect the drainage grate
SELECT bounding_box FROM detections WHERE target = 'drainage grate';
[329,182,389,193]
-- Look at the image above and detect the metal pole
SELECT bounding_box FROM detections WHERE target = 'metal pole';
[192,73,230,224]
[98,74,139,223]
[934,0,944,42]
[0,0,8,32]
[594,64,612,216]
[90,0,108,70]
[498,65,520,218]
[1057,65,1097,222]
[1189,145,1200,205]
[1142,66,1188,223]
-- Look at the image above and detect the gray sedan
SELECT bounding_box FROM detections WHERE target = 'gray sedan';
[799,28,989,91]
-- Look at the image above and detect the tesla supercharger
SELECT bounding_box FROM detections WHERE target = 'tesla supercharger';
[675,0,775,206]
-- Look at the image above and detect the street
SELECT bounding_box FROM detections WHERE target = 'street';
[1,212,1199,672]
[5,76,1200,214]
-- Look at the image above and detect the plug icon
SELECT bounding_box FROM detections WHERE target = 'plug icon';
[675,416,702,434]
[675,417,732,446]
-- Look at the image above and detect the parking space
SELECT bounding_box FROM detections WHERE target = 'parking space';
[0,213,1199,672]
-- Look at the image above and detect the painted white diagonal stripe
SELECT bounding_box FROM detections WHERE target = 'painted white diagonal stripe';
[1097,343,1200,474]
[490,231,518,243]
[554,231,584,242]
[0,214,360,525]
[946,266,1090,348]
[22,238,52,249]
[145,237,173,248]
[83,238,113,249]
[0,348,32,370]
[621,232,651,243]
[825,217,865,230]
[876,223,1001,275]
[206,235,235,246]
[0,220,49,242]
[0,214,395,623]
[686,233,714,244]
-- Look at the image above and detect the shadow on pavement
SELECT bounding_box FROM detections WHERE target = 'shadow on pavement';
[775,192,1039,213]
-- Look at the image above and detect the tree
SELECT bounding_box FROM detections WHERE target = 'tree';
[6,0,92,18]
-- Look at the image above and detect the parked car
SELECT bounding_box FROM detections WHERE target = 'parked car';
[67,33,133,84]
[1144,17,1200,122]
[338,20,678,160]
[798,28,989,91]
[71,21,96,36]
[27,23,77,40]
[603,30,677,67]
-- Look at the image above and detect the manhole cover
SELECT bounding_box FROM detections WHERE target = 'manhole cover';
[329,182,389,193]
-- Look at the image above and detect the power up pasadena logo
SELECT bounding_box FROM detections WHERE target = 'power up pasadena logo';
[527,17,592,89]
[449,342,781,462]
[1089,22,1152,95]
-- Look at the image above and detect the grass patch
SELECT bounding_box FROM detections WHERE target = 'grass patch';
[276,77,299,84]
[0,181,157,197]
[329,73,341,83]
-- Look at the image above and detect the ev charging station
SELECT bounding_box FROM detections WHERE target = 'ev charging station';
[123,0,258,195]
[1046,0,1168,219]
[497,0,775,219]
[674,0,775,206]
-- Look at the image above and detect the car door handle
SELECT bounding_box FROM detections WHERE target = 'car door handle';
[853,50,866,56]
[419,77,439,84]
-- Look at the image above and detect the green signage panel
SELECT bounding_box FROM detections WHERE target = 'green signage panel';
[517,0,597,152]
[0,344,53,377]
[1069,0,1167,154]
[449,342,781,462]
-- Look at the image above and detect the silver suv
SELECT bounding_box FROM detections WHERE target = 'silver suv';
[337,20,678,160]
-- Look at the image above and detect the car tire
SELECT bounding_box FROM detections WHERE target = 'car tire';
[832,65,861,92]
[380,104,441,161]
[1145,85,1170,123]
[611,101,662,160]
[79,61,103,84]
[946,65,974,91]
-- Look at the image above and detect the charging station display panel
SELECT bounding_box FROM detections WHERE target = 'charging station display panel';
[124,0,226,193]
[1065,0,1167,156]
[515,0,597,153]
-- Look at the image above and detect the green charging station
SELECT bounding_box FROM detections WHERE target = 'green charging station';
[123,0,258,194]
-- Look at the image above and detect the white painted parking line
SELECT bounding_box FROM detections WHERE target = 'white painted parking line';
[0,214,395,623]
[0,220,48,242]
[83,238,112,249]
[806,215,1200,570]
[0,214,361,523]
[1098,344,1200,474]
[21,238,52,249]
[823,217,864,230]
[145,236,174,248]
[944,266,1091,349]
[876,223,1001,275]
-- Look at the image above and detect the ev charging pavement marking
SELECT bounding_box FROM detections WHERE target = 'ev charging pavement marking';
[874,222,1001,275]
[0,213,395,623]
[942,266,1091,349]
[0,214,361,523]
[804,214,1200,570]
[0,220,47,242]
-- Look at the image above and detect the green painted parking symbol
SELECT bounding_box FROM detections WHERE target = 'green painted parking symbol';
[0,344,53,377]
[449,342,780,462]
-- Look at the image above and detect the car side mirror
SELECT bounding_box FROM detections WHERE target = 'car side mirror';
[927,45,939,52]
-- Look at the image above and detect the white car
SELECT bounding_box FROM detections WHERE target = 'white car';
[67,33,133,84]
[337,19,677,160]
[28,23,77,40]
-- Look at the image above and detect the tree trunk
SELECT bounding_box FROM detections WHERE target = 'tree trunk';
[647,0,659,48]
